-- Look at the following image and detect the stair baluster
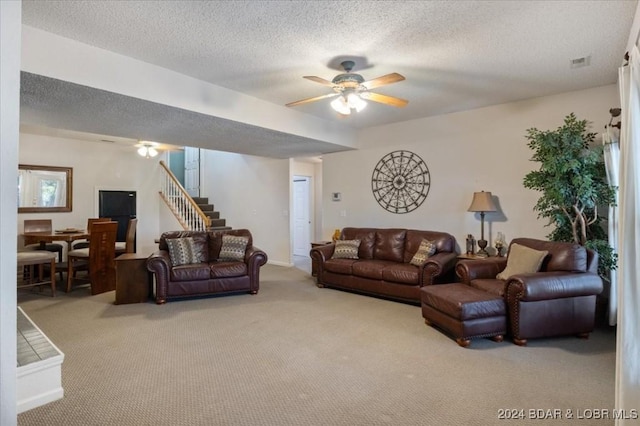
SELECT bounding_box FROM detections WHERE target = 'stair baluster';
[158,161,227,231]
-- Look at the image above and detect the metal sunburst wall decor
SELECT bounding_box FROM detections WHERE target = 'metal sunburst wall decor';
[371,150,431,214]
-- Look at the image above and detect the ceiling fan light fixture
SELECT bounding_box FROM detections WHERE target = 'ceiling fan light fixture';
[330,96,351,115]
[137,141,160,158]
[347,93,367,112]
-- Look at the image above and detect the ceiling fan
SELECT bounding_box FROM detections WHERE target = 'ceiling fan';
[285,60,408,115]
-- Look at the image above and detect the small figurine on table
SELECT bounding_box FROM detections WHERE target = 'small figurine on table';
[465,234,475,255]
[494,232,506,257]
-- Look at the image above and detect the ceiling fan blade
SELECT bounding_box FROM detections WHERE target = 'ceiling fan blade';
[286,92,339,107]
[361,73,405,90]
[361,92,409,108]
[303,76,335,87]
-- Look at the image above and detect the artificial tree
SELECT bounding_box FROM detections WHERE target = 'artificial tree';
[523,113,617,279]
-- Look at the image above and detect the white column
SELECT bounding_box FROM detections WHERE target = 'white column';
[0,1,22,425]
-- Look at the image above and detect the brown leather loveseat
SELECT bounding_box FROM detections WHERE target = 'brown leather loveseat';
[455,238,603,345]
[147,229,267,304]
[311,227,458,304]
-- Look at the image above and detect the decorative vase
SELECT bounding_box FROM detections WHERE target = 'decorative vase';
[332,229,341,242]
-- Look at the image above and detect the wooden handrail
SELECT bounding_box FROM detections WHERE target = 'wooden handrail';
[158,160,211,230]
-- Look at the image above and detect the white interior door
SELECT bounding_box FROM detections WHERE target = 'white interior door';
[184,147,200,197]
[293,177,311,256]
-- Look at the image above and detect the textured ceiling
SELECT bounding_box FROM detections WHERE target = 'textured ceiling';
[20,0,637,157]
[20,72,350,158]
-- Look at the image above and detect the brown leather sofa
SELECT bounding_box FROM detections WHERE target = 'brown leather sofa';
[455,237,603,345]
[310,227,458,304]
[147,229,267,304]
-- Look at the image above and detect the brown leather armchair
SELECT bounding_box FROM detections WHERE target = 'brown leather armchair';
[456,238,603,345]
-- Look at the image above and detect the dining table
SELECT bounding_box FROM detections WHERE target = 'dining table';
[23,229,89,252]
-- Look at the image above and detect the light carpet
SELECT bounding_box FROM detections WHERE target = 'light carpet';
[17,265,616,425]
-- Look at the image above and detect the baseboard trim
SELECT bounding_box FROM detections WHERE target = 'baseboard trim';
[268,260,293,267]
[17,386,64,414]
[17,307,65,413]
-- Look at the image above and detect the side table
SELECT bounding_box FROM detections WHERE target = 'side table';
[310,241,332,277]
[457,254,492,260]
[115,253,152,304]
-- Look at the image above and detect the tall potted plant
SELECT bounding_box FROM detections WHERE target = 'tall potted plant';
[523,113,617,280]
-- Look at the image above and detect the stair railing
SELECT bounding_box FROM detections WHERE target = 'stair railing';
[158,160,211,231]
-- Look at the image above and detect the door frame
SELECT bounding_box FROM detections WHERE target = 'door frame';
[292,175,312,257]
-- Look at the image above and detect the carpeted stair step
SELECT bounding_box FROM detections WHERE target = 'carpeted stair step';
[208,226,232,231]
[203,211,220,219]
[192,197,209,205]
[190,196,230,230]
[209,218,227,228]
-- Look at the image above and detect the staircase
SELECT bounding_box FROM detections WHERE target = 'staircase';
[192,197,231,230]
[158,161,231,231]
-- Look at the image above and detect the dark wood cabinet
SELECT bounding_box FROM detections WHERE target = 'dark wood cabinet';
[115,253,151,304]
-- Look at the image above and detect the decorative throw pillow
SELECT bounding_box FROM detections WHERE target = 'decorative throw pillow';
[331,239,361,259]
[496,243,548,280]
[166,237,201,266]
[218,235,249,261]
[410,239,437,266]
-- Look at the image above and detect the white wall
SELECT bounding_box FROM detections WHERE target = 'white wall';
[0,2,21,424]
[19,134,165,257]
[158,197,184,235]
[323,84,620,250]
[200,150,291,265]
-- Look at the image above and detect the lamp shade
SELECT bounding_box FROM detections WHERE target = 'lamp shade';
[467,191,497,212]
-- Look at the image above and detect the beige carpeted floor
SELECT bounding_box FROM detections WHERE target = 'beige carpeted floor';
[17,264,616,426]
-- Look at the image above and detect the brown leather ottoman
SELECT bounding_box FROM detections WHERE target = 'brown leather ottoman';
[420,283,506,347]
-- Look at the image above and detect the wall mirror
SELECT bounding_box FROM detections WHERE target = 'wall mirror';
[18,164,73,213]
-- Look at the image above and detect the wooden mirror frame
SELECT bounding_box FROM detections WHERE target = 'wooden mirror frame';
[18,164,73,213]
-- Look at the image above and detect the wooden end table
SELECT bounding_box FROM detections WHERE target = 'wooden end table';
[457,254,492,260]
[115,253,152,304]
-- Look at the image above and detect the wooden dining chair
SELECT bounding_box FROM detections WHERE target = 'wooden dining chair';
[115,218,138,256]
[66,221,117,294]
[23,219,64,262]
[72,217,112,249]
[17,251,57,297]
[23,219,64,284]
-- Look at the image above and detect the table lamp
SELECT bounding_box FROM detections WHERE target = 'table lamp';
[467,191,497,257]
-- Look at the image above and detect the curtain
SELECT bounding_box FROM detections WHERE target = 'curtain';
[53,176,66,207]
[602,127,619,326]
[615,45,640,423]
